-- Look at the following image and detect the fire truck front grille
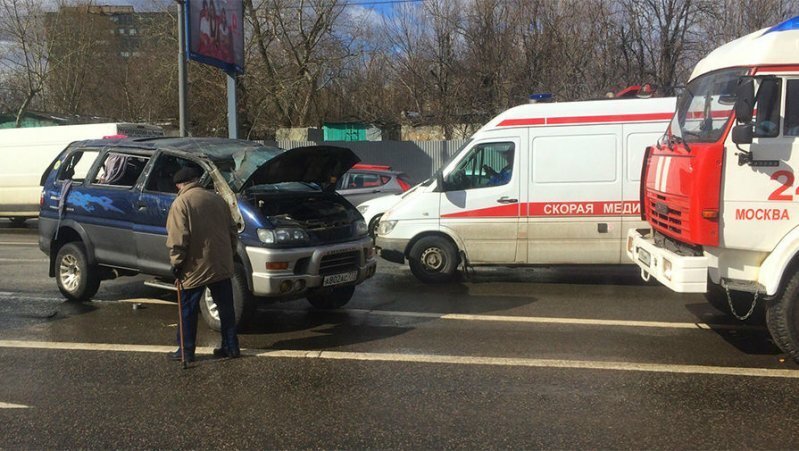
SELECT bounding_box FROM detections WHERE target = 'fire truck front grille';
[646,193,689,237]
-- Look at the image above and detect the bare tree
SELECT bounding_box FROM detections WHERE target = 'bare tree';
[616,0,709,95]
[0,0,64,126]
[243,0,350,128]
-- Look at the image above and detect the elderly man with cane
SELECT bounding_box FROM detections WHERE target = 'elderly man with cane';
[166,166,241,363]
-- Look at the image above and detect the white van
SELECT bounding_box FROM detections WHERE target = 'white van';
[0,123,162,223]
[375,97,676,282]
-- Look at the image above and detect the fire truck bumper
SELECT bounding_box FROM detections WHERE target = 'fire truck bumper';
[626,229,708,293]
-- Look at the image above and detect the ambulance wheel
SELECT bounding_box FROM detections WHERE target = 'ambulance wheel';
[200,264,254,331]
[705,280,764,324]
[409,236,460,283]
[55,242,101,302]
[766,270,799,362]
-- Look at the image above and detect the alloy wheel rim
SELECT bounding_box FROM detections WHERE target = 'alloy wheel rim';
[59,255,80,292]
[203,288,220,321]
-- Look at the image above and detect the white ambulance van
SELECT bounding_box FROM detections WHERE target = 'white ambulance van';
[0,122,162,224]
[375,97,676,282]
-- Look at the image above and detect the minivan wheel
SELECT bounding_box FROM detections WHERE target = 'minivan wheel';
[408,236,460,283]
[55,242,101,302]
[200,264,255,331]
[307,285,355,309]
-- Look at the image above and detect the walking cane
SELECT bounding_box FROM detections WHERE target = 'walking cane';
[175,279,188,369]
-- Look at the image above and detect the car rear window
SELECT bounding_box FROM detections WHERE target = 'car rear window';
[57,149,100,183]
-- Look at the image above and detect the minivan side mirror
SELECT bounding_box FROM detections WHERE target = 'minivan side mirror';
[734,79,755,124]
[732,124,753,145]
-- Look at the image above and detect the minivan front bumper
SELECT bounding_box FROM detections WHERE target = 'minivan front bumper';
[246,237,376,297]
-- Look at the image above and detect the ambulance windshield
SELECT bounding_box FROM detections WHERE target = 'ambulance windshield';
[671,68,747,144]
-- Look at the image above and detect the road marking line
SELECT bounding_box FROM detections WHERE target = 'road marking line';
[262,307,764,331]
[0,290,765,332]
[0,242,38,246]
[0,258,48,262]
[0,401,30,409]
[0,339,795,379]
[117,298,174,305]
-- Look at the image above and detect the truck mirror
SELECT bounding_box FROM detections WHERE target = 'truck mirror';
[734,79,755,123]
[732,124,753,145]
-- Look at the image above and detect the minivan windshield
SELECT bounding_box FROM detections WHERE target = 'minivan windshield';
[671,68,748,144]
[209,145,284,191]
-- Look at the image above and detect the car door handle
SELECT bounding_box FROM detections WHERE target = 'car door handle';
[497,197,518,204]
[135,201,147,211]
[371,189,381,193]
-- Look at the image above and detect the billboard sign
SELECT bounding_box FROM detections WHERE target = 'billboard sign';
[186,0,244,74]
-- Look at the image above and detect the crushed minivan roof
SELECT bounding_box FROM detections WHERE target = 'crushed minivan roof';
[70,137,360,192]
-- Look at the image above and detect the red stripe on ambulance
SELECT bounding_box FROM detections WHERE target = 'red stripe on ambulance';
[528,201,640,217]
[441,201,640,218]
[497,112,673,127]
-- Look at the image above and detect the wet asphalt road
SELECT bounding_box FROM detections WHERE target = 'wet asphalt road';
[1,220,799,449]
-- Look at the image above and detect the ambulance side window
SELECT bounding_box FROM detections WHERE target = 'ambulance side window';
[784,80,799,136]
[447,142,515,190]
[753,77,781,138]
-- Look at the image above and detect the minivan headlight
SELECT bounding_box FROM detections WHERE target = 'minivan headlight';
[377,220,397,236]
[257,228,309,244]
[354,219,368,236]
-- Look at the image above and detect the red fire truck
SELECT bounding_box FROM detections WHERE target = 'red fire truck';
[627,16,799,361]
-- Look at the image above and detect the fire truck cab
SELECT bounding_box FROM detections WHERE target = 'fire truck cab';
[627,17,799,360]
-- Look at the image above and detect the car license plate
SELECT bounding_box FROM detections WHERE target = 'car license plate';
[323,270,358,287]
[637,247,651,267]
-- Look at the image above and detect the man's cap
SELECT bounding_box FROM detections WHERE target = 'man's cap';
[173,167,201,184]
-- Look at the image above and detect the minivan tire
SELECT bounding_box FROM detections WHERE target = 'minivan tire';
[55,242,101,302]
[307,285,355,309]
[200,263,255,332]
[408,235,460,283]
[766,270,799,362]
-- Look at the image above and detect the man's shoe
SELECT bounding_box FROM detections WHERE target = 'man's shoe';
[213,347,241,359]
[167,349,195,362]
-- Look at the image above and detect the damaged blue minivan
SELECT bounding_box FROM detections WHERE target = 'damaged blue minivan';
[38,137,376,329]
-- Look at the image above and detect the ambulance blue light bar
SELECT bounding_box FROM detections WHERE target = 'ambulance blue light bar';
[529,93,553,103]
[766,16,799,33]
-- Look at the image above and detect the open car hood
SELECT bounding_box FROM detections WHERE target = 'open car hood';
[240,145,360,191]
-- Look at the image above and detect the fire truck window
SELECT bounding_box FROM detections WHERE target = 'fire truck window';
[753,78,781,138]
[784,80,799,136]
